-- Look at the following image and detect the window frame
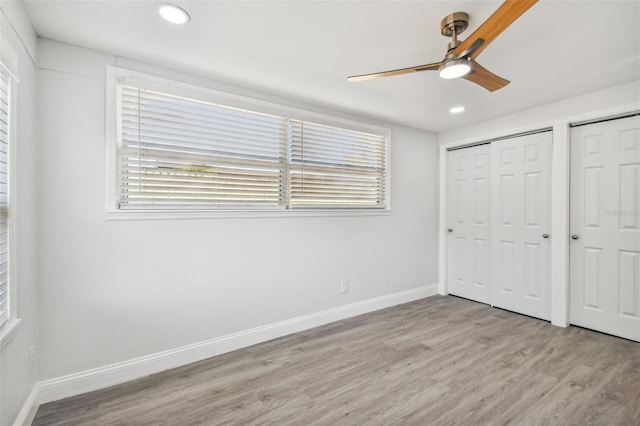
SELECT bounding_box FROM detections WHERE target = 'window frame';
[106,66,391,220]
[0,40,21,344]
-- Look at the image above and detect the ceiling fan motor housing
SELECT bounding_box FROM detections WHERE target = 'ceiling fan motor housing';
[440,12,469,51]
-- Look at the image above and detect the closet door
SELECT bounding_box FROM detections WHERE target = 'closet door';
[570,115,640,342]
[490,132,552,320]
[447,145,491,304]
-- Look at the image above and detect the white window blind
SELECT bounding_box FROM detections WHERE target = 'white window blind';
[0,67,10,328]
[114,74,390,213]
[119,86,288,209]
[289,120,387,208]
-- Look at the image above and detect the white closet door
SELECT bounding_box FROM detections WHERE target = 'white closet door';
[490,132,552,320]
[570,115,640,342]
[447,145,491,304]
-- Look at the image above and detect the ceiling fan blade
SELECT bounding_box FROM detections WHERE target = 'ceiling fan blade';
[348,62,441,82]
[463,61,510,92]
[451,0,538,60]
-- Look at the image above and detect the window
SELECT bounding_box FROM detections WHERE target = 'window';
[113,69,389,214]
[0,65,11,329]
[119,86,287,209]
[289,121,387,208]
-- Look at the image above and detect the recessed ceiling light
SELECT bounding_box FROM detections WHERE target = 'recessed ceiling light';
[158,4,190,24]
[449,106,465,114]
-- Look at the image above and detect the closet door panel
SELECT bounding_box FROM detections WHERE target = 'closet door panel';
[490,132,552,320]
[447,145,491,303]
[570,115,640,341]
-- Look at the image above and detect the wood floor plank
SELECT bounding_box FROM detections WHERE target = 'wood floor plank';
[33,296,640,425]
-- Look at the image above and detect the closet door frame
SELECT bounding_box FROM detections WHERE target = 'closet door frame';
[439,105,639,329]
[443,131,553,317]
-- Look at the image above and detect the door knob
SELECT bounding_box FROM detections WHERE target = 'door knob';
[571,235,579,240]
[448,228,453,233]
[542,234,549,239]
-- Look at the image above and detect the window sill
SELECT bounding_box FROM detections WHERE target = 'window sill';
[0,318,22,349]
[106,208,391,221]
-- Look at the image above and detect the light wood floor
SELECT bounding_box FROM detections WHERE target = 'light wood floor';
[33,296,640,425]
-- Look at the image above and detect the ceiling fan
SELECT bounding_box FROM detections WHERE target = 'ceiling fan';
[347,0,538,92]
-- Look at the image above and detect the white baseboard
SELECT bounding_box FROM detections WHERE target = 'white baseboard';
[12,384,40,426]
[39,284,437,405]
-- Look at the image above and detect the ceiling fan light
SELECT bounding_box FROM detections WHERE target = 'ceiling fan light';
[439,59,471,79]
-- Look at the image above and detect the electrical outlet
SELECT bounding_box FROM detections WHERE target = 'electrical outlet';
[340,280,349,294]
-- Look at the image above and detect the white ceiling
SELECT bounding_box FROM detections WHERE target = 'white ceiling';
[22,0,640,132]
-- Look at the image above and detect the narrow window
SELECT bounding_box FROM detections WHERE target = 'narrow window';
[0,65,11,328]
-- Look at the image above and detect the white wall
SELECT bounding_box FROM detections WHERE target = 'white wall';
[36,39,439,391]
[0,2,39,425]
